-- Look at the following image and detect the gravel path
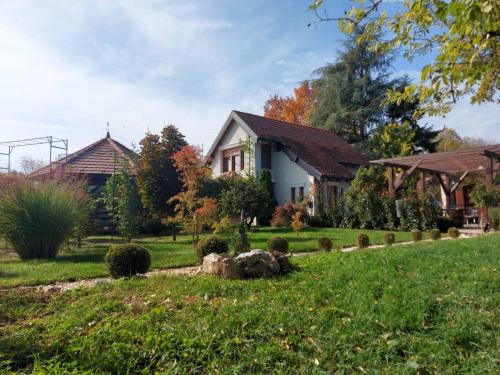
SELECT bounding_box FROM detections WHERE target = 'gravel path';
[1,232,486,295]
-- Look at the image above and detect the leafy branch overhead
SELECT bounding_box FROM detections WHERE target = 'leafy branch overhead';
[310,0,500,114]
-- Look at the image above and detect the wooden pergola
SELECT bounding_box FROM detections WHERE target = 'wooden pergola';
[371,144,500,211]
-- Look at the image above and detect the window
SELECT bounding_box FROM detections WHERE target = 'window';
[291,187,296,203]
[222,157,230,173]
[222,147,243,173]
[327,186,338,207]
[231,155,237,171]
[240,150,245,170]
[261,143,271,169]
[299,186,304,202]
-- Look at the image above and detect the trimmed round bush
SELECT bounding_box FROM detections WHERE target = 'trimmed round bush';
[142,218,165,236]
[411,229,423,242]
[384,232,396,246]
[447,227,460,239]
[105,244,151,278]
[196,236,228,261]
[267,237,289,253]
[357,234,370,248]
[430,229,441,240]
[318,237,333,251]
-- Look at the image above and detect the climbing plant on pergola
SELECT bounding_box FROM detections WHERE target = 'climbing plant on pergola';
[371,144,500,212]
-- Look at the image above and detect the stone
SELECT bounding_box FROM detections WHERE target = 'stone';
[202,253,242,279]
[234,249,281,278]
[271,251,293,274]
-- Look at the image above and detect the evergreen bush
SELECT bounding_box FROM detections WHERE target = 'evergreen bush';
[267,237,289,253]
[318,237,333,251]
[447,227,460,239]
[411,229,423,242]
[196,236,228,261]
[105,244,151,278]
[430,229,441,240]
[384,232,396,245]
[357,234,370,248]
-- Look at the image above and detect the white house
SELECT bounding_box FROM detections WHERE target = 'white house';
[207,111,369,213]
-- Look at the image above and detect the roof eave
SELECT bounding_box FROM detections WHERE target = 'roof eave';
[206,111,259,159]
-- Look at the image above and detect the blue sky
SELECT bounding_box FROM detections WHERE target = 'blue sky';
[0,0,498,170]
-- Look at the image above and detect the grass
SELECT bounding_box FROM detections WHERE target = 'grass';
[0,227,415,288]
[0,234,498,373]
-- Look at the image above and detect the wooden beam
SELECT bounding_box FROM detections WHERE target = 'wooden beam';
[394,160,422,191]
[450,171,469,194]
[436,173,451,195]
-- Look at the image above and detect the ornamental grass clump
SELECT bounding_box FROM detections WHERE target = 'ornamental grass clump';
[318,237,333,251]
[384,232,396,246]
[430,229,441,240]
[196,236,229,261]
[0,182,83,259]
[411,229,423,242]
[105,244,151,278]
[267,237,289,253]
[447,227,460,239]
[357,234,370,249]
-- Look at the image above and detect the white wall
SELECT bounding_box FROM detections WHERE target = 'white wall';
[211,119,255,178]
[269,146,313,205]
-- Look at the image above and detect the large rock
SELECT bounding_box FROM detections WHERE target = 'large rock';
[234,249,281,278]
[202,253,242,279]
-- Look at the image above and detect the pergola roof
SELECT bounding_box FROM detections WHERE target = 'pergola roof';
[371,144,500,175]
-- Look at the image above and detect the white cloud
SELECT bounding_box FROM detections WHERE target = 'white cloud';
[0,1,496,172]
[425,98,500,142]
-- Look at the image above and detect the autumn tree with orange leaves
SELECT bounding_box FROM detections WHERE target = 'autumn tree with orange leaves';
[168,145,217,246]
[263,80,317,126]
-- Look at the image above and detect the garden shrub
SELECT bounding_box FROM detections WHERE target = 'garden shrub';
[488,207,499,230]
[196,236,228,261]
[436,216,454,233]
[308,215,325,228]
[411,229,423,242]
[142,218,165,236]
[447,227,460,239]
[267,237,289,253]
[398,192,422,231]
[357,234,370,248]
[384,232,396,246]
[430,229,441,240]
[105,244,151,278]
[318,237,333,251]
[212,217,237,235]
[234,223,250,255]
[270,202,307,228]
[0,182,86,259]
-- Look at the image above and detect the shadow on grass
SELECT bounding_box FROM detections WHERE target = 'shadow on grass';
[54,248,105,263]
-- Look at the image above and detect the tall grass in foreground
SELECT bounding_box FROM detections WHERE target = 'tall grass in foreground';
[0,182,87,259]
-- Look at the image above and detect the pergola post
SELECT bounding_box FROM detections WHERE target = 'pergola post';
[418,171,425,195]
[441,174,452,213]
[387,166,394,195]
[485,156,494,187]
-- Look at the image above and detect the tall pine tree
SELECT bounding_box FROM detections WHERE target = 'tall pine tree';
[310,28,393,144]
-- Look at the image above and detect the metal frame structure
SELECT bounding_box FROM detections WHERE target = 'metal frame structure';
[0,136,68,173]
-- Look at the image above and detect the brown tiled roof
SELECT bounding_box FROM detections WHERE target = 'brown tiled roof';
[371,144,500,175]
[30,134,137,178]
[234,111,369,179]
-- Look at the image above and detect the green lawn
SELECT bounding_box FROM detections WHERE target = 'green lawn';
[0,228,414,288]
[0,235,498,373]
